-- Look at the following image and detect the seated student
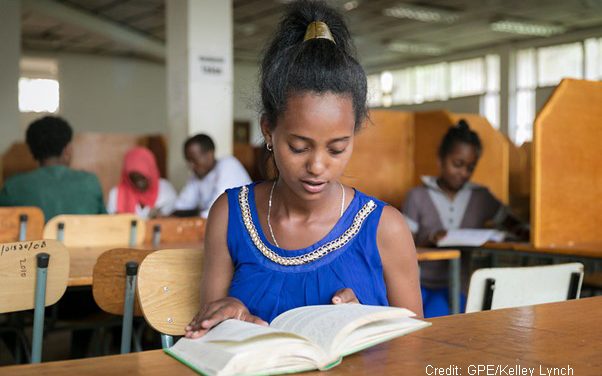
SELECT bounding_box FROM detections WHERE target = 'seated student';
[173,134,252,218]
[106,146,177,219]
[402,119,527,318]
[185,0,422,338]
[0,116,106,221]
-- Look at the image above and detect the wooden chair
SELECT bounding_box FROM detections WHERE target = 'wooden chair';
[137,249,203,348]
[0,207,44,242]
[92,248,155,353]
[43,214,146,247]
[0,240,69,363]
[144,217,206,246]
[465,263,584,313]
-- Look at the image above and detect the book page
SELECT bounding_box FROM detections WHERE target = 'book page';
[201,319,300,342]
[270,304,415,357]
[167,320,324,376]
[437,229,505,247]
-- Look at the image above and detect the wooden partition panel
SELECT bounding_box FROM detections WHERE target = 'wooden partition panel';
[341,110,414,208]
[414,111,509,204]
[532,79,602,248]
[509,142,531,220]
[0,207,44,242]
[1,133,167,199]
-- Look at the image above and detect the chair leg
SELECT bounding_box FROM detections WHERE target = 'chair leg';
[31,253,50,363]
[120,262,138,354]
[161,334,173,349]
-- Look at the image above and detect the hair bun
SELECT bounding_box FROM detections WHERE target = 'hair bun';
[456,119,470,131]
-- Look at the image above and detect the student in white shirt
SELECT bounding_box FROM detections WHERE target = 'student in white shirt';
[107,146,177,219]
[174,134,251,218]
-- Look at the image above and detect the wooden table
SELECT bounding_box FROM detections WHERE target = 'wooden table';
[469,242,602,269]
[2,297,601,375]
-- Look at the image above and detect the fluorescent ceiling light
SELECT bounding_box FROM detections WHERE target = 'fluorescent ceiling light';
[383,4,459,24]
[490,20,566,37]
[388,41,447,55]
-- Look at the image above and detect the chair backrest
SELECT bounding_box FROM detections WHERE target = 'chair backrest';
[144,217,206,245]
[0,207,45,242]
[92,248,155,316]
[465,263,584,313]
[43,214,146,247]
[137,248,203,336]
[0,239,69,313]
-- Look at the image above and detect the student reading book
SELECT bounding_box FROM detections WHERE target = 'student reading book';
[169,304,430,376]
[402,120,528,317]
[184,0,422,339]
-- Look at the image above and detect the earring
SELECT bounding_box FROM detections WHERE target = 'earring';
[266,143,273,152]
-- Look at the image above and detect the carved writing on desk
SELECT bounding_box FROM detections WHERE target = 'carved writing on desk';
[0,240,47,256]
[19,258,27,277]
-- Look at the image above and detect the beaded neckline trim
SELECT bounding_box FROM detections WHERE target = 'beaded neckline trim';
[238,185,376,266]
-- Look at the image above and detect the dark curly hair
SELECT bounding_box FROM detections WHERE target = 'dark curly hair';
[438,119,483,159]
[183,134,215,154]
[260,0,367,131]
[25,116,73,162]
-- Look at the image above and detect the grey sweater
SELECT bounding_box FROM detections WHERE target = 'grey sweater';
[402,176,506,289]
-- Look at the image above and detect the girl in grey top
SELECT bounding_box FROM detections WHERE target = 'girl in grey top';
[403,120,526,317]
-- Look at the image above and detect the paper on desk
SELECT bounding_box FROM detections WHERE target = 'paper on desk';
[437,229,505,247]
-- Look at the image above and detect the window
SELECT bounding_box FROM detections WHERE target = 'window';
[366,74,383,107]
[537,42,583,86]
[450,58,485,97]
[19,78,60,113]
[512,49,537,144]
[19,57,59,113]
[413,63,447,103]
[585,37,602,80]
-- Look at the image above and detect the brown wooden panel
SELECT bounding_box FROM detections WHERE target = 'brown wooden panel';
[0,207,44,242]
[233,142,262,181]
[0,239,69,313]
[1,133,167,199]
[509,141,531,221]
[70,133,145,199]
[43,214,146,247]
[414,111,509,204]
[141,134,168,179]
[92,248,155,316]
[1,143,37,182]
[532,79,602,248]
[137,248,203,336]
[342,110,414,208]
[144,217,206,245]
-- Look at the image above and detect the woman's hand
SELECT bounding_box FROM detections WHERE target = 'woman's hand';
[331,288,360,304]
[185,297,268,339]
[430,230,447,245]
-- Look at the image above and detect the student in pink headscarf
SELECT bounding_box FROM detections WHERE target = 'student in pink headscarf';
[106,146,177,218]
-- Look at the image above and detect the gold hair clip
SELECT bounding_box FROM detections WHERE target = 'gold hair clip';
[303,21,336,44]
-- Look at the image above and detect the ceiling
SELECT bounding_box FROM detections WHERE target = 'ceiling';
[21,0,602,72]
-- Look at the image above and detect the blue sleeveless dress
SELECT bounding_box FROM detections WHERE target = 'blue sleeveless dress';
[226,183,389,322]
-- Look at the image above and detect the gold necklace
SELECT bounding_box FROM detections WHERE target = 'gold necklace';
[267,181,345,248]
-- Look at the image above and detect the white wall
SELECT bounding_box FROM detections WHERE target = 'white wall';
[18,52,166,138]
[233,62,262,145]
[0,1,21,155]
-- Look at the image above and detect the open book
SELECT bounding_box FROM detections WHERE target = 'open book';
[437,229,506,247]
[165,304,430,376]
